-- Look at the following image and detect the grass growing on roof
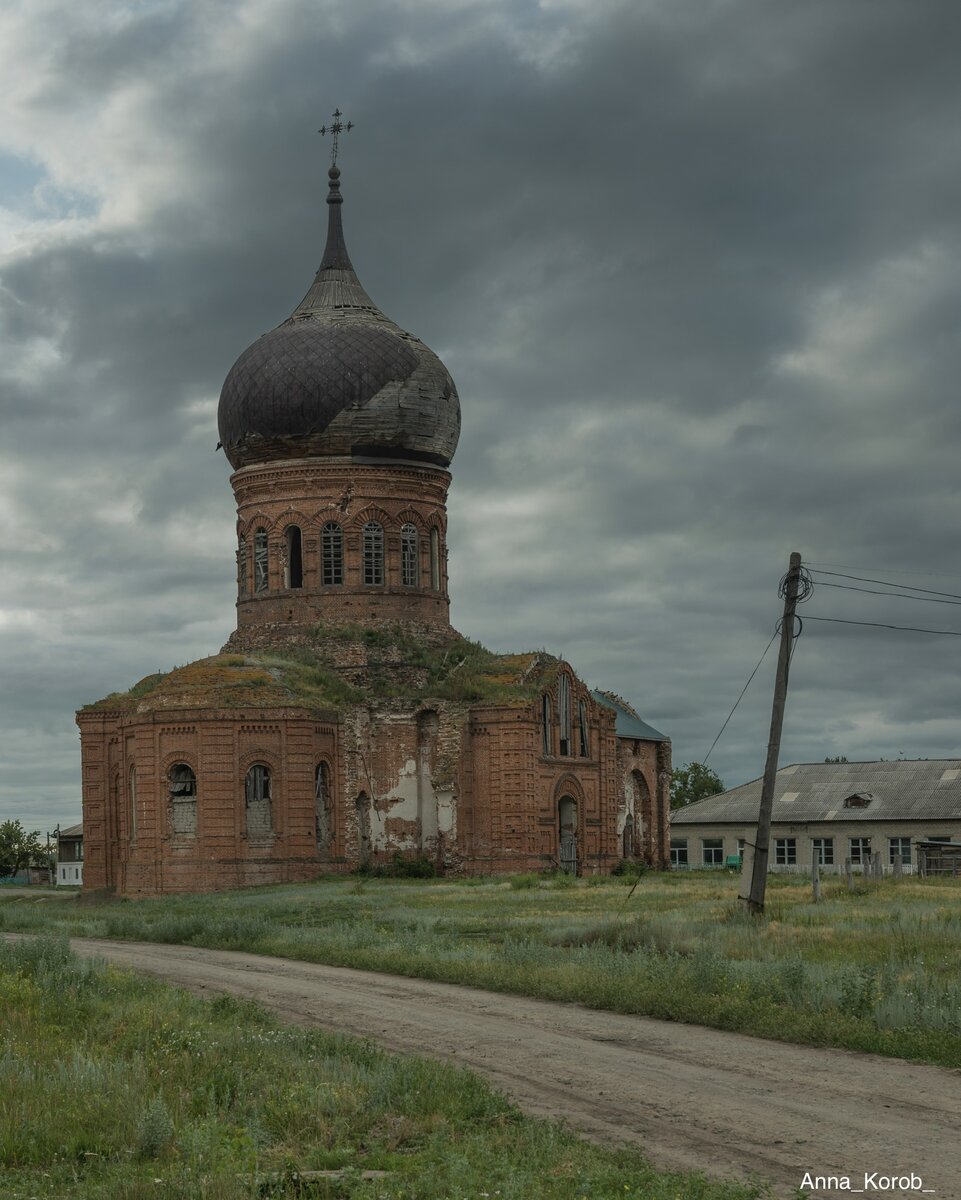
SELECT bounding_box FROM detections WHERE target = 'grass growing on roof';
[5,871,961,1069]
[0,935,761,1200]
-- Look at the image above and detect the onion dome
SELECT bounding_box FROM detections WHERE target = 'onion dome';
[217,166,460,470]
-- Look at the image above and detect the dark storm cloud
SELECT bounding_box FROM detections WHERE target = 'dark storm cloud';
[2,0,961,827]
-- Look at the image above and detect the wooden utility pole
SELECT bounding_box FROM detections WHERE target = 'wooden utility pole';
[742,551,802,915]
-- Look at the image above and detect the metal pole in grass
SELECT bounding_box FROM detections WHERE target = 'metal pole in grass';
[811,855,821,903]
[741,552,805,916]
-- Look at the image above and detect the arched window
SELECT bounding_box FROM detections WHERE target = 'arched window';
[558,675,571,756]
[284,526,303,589]
[578,700,590,758]
[429,528,441,591]
[541,694,552,756]
[169,763,197,836]
[129,764,137,842]
[237,535,248,599]
[245,764,272,838]
[363,522,384,586]
[558,795,577,875]
[254,528,269,593]
[322,522,343,585]
[401,523,419,588]
[315,762,332,852]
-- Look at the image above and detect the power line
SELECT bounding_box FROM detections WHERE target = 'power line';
[807,561,961,585]
[809,569,961,602]
[805,615,961,636]
[703,629,778,765]
[815,580,961,607]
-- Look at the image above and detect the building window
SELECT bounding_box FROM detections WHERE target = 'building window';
[774,837,797,866]
[363,522,384,586]
[812,837,834,866]
[671,839,689,867]
[401,523,419,588]
[578,700,589,757]
[168,763,197,836]
[926,835,952,843]
[430,527,441,591]
[245,765,272,838]
[129,764,137,843]
[557,675,571,756]
[315,762,332,852]
[541,694,552,756]
[889,837,911,866]
[254,528,269,593]
[849,836,871,865]
[702,838,723,866]
[322,522,343,585]
[284,525,303,589]
[237,535,248,598]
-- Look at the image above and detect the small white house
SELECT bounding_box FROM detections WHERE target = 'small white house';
[56,823,84,886]
[670,760,961,875]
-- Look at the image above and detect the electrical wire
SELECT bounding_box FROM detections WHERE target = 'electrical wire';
[703,629,779,765]
[808,569,961,602]
[814,581,961,607]
[807,561,961,584]
[805,615,961,636]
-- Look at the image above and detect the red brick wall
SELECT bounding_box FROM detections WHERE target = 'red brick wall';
[228,459,453,645]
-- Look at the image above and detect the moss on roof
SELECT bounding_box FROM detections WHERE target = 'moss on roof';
[80,628,562,715]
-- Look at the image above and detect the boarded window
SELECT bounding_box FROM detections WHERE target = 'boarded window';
[363,522,384,586]
[245,765,272,838]
[557,675,571,756]
[237,535,248,598]
[322,522,343,585]
[169,763,197,836]
[429,528,441,591]
[315,762,332,852]
[401,523,419,588]
[541,694,552,756]
[254,528,269,593]
[284,526,303,589]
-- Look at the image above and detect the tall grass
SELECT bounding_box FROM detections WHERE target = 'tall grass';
[4,872,961,1067]
[0,936,762,1200]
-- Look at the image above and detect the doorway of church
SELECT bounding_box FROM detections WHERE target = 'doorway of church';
[558,796,578,875]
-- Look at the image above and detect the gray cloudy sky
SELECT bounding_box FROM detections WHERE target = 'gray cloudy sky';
[3,0,961,833]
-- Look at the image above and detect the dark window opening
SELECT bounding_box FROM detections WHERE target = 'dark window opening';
[557,675,571,757]
[169,763,197,836]
[702,838,723,866]
[285,525,303,589]
[322,522,343,585]
[558,795,577,874]
[245,764,273,838]
[401,523,419,588]
[671,839,689,867]
[578,700,589,757]
[430,528,441,591]
[237,535,248,598]
[541,694,552,756]
[363,522,384,586]
[254,528,269,593]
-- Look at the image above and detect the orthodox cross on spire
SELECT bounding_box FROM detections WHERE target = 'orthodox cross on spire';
[319,108,353,167]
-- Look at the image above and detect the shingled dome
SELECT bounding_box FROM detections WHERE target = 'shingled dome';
[217,166,460,471]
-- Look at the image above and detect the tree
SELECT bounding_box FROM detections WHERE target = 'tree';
[671,762,724,809]
[0,820,45,880]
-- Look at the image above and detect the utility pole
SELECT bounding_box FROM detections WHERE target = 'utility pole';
[742,551,803,915]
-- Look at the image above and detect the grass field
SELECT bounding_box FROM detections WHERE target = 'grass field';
[0,935,763,1200]
[3,870,961,1069]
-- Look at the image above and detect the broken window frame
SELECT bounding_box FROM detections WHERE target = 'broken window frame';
[321,522,343,585]
[245,763,273,838]
[168,763,198,838]
[362,522,384,586]
[557,675,571,756]
[254,528,269,593]
[429,527,441,591]
[284,525,303,589]
[238,534,248,599]
[401,523,419,588]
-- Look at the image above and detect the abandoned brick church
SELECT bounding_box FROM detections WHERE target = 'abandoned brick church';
[77,157,671,895]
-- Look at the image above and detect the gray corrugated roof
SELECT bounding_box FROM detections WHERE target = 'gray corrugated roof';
[671,760,961,824]
[59,823,83,838]
[592,691,669,743]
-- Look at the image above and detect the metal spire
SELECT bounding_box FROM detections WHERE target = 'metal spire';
[319,108,353,167]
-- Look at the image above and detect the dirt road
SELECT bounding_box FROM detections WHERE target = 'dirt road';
[67,938,961,1197]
